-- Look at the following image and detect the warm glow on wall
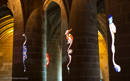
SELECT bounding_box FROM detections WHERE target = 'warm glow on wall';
[0,15,11,20]
[98,31,109,81]
[0,14,14,81]
[0,18,14,26]
[0,15,14,45]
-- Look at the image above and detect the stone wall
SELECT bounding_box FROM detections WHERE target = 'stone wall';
[0,35,13,81]
[106,0,130,81]
[62,0,100,81]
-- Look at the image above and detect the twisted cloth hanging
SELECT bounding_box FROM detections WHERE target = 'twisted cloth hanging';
[108,15,121,72]
[65,29,73,73]
[22,34,27,72]
[107,0,121,72]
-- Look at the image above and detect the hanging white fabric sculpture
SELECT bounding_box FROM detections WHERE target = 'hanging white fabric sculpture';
[108,15,121,72]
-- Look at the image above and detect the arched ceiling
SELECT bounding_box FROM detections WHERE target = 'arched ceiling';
[0,15,14,46]
[47,2,61,43]
[46,0,107,46]
[97,0,105,13]
[0,6,14,46]
[0,0,106,44]
[97,13,107,39]
[97,0,107,41]
[0,6,13,18]
[0,0,7,8]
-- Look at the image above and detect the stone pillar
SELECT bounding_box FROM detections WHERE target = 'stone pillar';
[106,0,130,81]
[12,6,46,81]
[47,40,62,81]
[62,0,100,81]
[26,8,47,81]
[12,1,25,80]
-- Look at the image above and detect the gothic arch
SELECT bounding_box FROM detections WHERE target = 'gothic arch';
[43,0,68,26]
[7,0,24,29]
[43,0,61,11]
[45,2,62,81]
[0,6,14,81]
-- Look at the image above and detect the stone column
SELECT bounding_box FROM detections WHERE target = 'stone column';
[26,8,47,81]
[62,0,100,81]
[12,1,25,80]
[47,40,62,81]
[106,0,130,81]
[12,6,47,81]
